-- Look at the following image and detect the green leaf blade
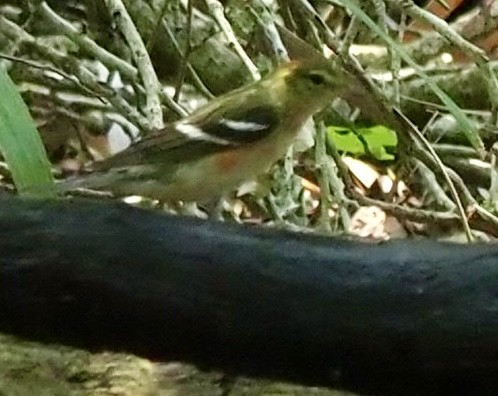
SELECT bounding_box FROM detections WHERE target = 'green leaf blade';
[0,67,56,198]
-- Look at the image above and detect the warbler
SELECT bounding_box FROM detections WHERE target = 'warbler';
[60,60,353,202]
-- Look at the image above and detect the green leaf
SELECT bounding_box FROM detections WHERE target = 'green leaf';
[327,125,397,161]
[358,125,397,160]
[0,67,56,198]
[359,125,397,146]
[327,126,365,155]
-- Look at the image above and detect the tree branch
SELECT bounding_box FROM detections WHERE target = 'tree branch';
[1,197,498,395]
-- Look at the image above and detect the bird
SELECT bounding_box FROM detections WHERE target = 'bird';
[59,59,354,202]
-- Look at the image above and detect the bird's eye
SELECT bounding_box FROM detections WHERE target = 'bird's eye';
[307,72,326,85]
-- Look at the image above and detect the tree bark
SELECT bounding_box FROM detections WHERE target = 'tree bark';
[1,197,498,395]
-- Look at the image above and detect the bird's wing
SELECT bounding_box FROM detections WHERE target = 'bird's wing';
[90,105,280,171]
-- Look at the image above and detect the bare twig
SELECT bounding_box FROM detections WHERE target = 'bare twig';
[340,15,360,56]
[327,133,460,225]
[0,15,150,131]
[174,0,194,101]
[433,144,479,158]
[320,123,355,230]
[161,20,214,100]
[205,0,260,81]
[388,0,498,121]
[315,121,333,233]
[412,158,456,211]
[37,2,138,82]
[249,1,289,62]
[355,194,460,224]
[394,109,474,241]
[0,53,105,102]
[103,0,163,129]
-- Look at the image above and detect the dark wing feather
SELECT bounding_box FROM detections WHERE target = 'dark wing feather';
[201,105,280,143]
[89,105,280,171]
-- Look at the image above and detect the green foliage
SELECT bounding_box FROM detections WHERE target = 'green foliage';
[327,125,397,161]
[0,67,56,198]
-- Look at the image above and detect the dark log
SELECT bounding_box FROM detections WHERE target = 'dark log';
[0,197,498,395]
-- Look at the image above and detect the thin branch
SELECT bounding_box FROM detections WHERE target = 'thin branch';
[315,121,333,233]
[412,158,456,211]
[38,1,187,118]
[327,130,462,228]
[37,2,138,82]
[103,0,163,129]
[249,1,289,62]
[340,15,360,56]
[389,0,498,121]
[0,53,105,103]
[0,15,150,131]
[433,144,480,158]
[174,0,194,101]
[394,109,474,241]
[354,194,461,224]
[161,20,214,99]
[205,0,261,81]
